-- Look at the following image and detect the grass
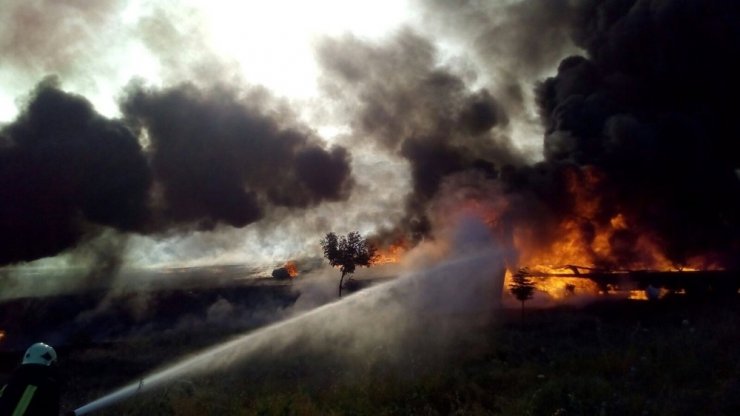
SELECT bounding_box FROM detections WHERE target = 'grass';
[57,296,740,415]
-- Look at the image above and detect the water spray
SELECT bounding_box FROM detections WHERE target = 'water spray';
[71,294,361,415]
[71,245,504,415]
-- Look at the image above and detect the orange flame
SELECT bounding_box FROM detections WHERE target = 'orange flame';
[503,269,602,301]
[371,240,408,265]
[284,261,298,278]
[628,290,649,301]
[0,330,5,342]
[363,166,720,303]
[513,167,719,272]
[470,166,721,301]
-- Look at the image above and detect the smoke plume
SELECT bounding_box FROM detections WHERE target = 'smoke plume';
[0,77,150,265]
[3,0,740,273]
[318,30,521,241]
[417,0,577,114]
[0,78,354,267]
[532,0,740,266]
[320,0,740,269]
[0,0,124,74]
[121,82,354,230]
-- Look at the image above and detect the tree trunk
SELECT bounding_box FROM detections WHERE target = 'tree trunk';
[338,270,347,298]
[521,300,525,324]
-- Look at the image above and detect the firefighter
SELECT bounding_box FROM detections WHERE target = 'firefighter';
[0,342,60,416]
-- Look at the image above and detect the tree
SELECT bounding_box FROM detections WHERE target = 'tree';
[320,231,376,297]
[509,268,535,322]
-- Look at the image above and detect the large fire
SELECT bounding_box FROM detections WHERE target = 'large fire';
[516,167,675,271]
[492,166,728,301]
[373,166,724,303]
[365,167,726,302]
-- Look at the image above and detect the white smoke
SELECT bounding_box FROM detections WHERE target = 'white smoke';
[74,215,505,414]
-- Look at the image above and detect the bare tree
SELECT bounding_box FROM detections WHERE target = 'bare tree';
[320,231,376,297]
[509,268,535,322]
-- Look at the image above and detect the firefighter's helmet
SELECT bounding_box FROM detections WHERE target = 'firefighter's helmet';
[22,342,57,366]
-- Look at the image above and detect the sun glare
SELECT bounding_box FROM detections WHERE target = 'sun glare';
[194,0,411,99]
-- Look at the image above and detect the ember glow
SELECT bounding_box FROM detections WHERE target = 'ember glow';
[504,270,601,301]
[627,290,649,301]
[283,261,298,278]
[371,241,409,265]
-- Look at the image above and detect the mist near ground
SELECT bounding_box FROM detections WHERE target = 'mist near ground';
[70,216,504,413]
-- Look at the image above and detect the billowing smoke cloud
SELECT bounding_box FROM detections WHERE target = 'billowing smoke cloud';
[414,0,579,158]
[422,0,574,69]
[0,0,124,74]
[0,77,150,265]
[3,0,739,274]
[417,0,577,112]
[0,78,354,267]
[317,30,521,241]
[121,82,353,230]
[318,1,740,270]
[533,0,740,266]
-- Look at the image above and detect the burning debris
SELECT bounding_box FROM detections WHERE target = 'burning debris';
[500,265,739,303]
[272,261,299,280]
[283,261,298,278]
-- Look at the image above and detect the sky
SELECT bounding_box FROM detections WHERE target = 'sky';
[1,0,739,274]
[0,0,414,121]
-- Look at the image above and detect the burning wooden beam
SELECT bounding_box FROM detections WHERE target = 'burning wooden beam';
[515,266,740,298]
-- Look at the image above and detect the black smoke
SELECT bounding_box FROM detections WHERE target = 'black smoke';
[0,77,150,265]
[533,0,740,266]
[317,30,518,241]
[4,0,740,271]
[121,82,353,230]
[319,2,740,268]
[417,0,577,116]
[0,79,354,266]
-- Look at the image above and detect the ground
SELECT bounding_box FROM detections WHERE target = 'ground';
[2,280,739,415]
